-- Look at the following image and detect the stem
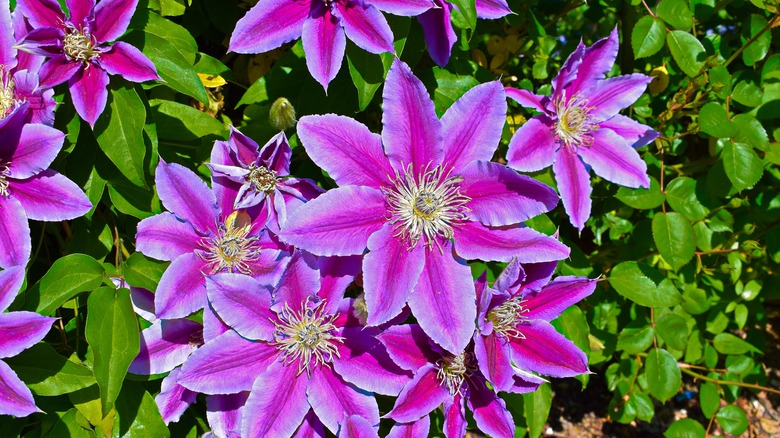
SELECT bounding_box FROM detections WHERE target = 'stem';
[641,0,656,17]
[724,16,779,67]
[680,367,780,395]
[695,249,737,256]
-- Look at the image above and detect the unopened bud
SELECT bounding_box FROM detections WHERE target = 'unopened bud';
[269,97,296,131]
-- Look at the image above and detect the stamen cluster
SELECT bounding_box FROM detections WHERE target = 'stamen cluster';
[199,212,262,274]
[0,164,11,197]
[63,27,98,63]
[436,352,476,396]
[247,164,279,193]
[0,69,15,117]
[486,297,529,339]
[553,92,598,147]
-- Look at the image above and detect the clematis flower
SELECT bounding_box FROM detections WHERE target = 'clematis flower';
[473,258,596,393]
[208,128,323,231]
[281,58,568,354]
[135,159,290,320]
[0,104,92,268]
[229,0,400,89]
[0,0,56,125]
[378,324,544,438]
[505,28,659,230]
[15,0,159,127]
[177,252,409,437]
[0,266,56,417]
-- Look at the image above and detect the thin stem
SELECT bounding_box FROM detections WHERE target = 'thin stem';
[641,0,657,17]
[724,16,779,67]
[681,367,780,395]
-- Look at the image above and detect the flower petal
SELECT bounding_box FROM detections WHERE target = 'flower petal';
[155,370,197,425]
[475,0,511,18]
[273,251,321,312]
[6,123,64,180]
[442,395,466,438]
[377,324,439,372]
[584,73,653,121]
[0,1,15,67]
[0,359,40,417]
[473,333,513,392]
[441,82,506,170]
[370,0,434,15]
[552,43,585,96]
[577,128,650,188]
[229,0,308,53]
[93,0,137,42]
[523,277,596,321]
[297,114,393,189]
[417,0,455,67]
[505,87,548,113]
[136,213,200,262]
[506,115,558,172]
[206,274,275,342]
[293,410,327,438]
[0,311,54,358]
[553,146,591,231]
[569,28,619,95]
[466,376,515,438]
[335,0,394,54]
[387,416,430,438]
[341,415,379,438]
[382,59,443,174]
[509,321,589,377]
[154,253,208,319]
[409,240,475,354]
[302,6,346,90]
[206,393,249,438]
[0,197,31,269]
[600,114,658,148]
[38,56,81,88]
[155,160,219,235]
[307,366,380,434]
[460,161,559,226]
[129,319,202,375]
[68,63,109,127]
[0,266,24,313]
[280,186,386,256]
[15,0,65,28]
[387,363,450,422]
[318,256,362,315]
[363,224,423,326]
[242,361,310,437]
[66,0,94,28]
[333,326,411,396]
[99,41,159,82]
[11,169,92,221]
[454,221,570,263]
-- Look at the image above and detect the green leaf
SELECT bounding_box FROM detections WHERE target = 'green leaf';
[150,100,225,141]
[709,65,732,98]
[742,14,771,66]
[552,306,590,355]
[657,0,694,30]
[449,0,477,31]
[731,79,762,107]
[681,285,710,315]
[698,103,737,138]
[115,383,170,438]
[632,16,667,58]
[86,287,140,416]
[716,405,749,435]
[699,382,720,418]
[656,313,689,351]
[609,261,684,307]
[712,333,760,355]
[433,68,479,116]
[666,177,710,221]
[616,176,665,209]
[646,348,682,402]
[94,83,147,187]
[4,344,95,396]
[630,392,655,423]
[134,12,198,62]
[108,181,159,220]
[617,325,655,354]
[50,409,94,438]
[24,254,105,315]
[523,383,552,438]
[722,141,763,191]
[667,31,706,77]
[346,44,387,112]
[732,114,769,151]
[652,212,696,271]
[124,253,168,292]
[664,418,706,438]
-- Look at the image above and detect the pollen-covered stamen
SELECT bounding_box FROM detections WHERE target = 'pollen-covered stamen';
[188,331,205,347]
[270,298,344,377]
[553,92,598,147]
[246,164,278,194]
[199,211,261,274]
[0,67,16,118]
[385,164,471,250]
[436,352,476,396]
[0,164,11,198]
[486,296,530,339]
[63,27,98,63]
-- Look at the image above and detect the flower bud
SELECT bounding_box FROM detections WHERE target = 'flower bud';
[269,97,296,131]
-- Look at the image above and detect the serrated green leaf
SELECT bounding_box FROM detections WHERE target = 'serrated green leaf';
[712,333,760,355]
[632,16,666,58]
[699,382,720,418]
[716,405,748,435]
[94,83,147,187]
[609,262,684,307]
[646,348,681,402]
[742,14,771,66]
[666,177,710,221]
[698,103,737,138]
[656,313,689,351]
[681,285,710,315]
[732,114,769,151]
[24,254,105,315]
[653,212,696,271]
[617,325,655,354]
[667,31,706,77]
[616,176,665,209]
[664,418,706,437]
[4,344,95,396]
[722,141,763,191]
[657,0,694,30]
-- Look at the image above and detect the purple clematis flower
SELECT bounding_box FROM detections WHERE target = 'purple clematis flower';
[177,252,409,437]
[230,0,400,89]
[0,266,56,417]
[135,159,290,320]
[15,0,159,127]
[281,58,568,354]
[379,324,543,438]
[0,104,92,268]
[473,258,596,393]
[208,128,323,231]
[505,28,659,230]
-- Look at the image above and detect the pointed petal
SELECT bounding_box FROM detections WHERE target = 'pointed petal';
[552,42,585,96]
[15,0,65,28]
[341,415,379,438]
[363,224,423,326]
[442,394,466,438]
[475,0,511,18]
[129,319,202,375]
[509,321,589,377]
[505,87,548,113]
[206,392,249,438]
[69,64,109,127]
[370,0,433,15]
[584,74,653,121]
[0,197,31,268]
[460,161,559,226]
[242,361,310,437]
[6,123,64,179]
[178,331,279,394]
[409,241,475,354]
[600,114,658,148]
[523,277,596,321]
[387,416,430,438]
[129,286,156,322]
[417,2,455,67]
[273,251,321,312]
[209,140,245,215]
[0,266,24,313]
[0,311,54,358]
[293,410,327,438]
[506,115,558,172]
[307,366,379,434]
[0,0,15,67]
[302,7,346,90]
[155,160,219,235]
[492,258,524,296]
[578,128,650,188]
[516,261,558,293]
[66,0,94,28]
[202,304,230,343]
[441,82,506,170]
[335,0,394,54]
[333,326,411,396]
[136,213,200,262]
[38,56,81,88]
[507,370,546,394]
[553,146,591,231]
[466,376,515,438]
[297,114,393,189]
[382,59,443,174]
[0,360,39,417]
[11,170,92,221]
[454,221,570,263]
[473,333,513,392]
[229,0,308,53]
[93,0,137,42]
[155,370,197,424]
[569,28,619,95]
[206,273,276,341]
[377,324,439,372]
[280,186,386,256]
[154,253,208,319]
[99,41,159,82]
[318,256,361,315]
[387,363,450,422]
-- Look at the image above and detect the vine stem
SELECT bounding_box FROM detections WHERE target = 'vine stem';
[724,16,779,67]
[680,367,780,395]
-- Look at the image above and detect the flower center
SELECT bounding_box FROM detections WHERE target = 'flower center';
[385,164,470,250]
[271,298,344,376]
[247,164,278,193]
[486,296,529,339]
[0,164,11,197]
[63,27,98,63]
[199,211,261,274]
[554,92,597,147]
[436,352,475,396]
[0,67,17,118]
